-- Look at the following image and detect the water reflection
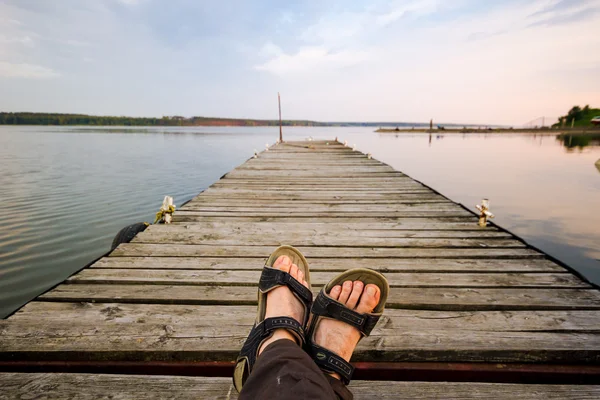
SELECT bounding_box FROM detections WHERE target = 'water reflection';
[345,130,600,287]
[557,134,600,150]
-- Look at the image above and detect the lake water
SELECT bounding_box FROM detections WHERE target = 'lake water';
[1,126,600,318]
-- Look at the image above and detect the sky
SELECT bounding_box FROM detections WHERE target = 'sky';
[0,0,599,125]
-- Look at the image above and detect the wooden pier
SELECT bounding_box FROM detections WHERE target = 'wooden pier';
[1,140,600,398]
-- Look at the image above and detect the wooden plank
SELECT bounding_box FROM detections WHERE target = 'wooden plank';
[211,176,411,182]
[153,221,503,232]
[189,198,450,204]
[1,374,599,400]
[132,232,524,248]
[194,189,439,195]
[187,196,449,204]
[12,303,600,332]
[256,156,374,160]
[180,204,467,213]
[109,244,541,258]
[233,165,397,171]
[173,216,476,225]
[263,150,360,154]
[38,285,600,310]
[176,210,473,217]
[173,216,478,224]
[207,182,420,187]
[90,256,567,272]
[265,149,358,153]
[225,171,405,178]
[1,320,599,363]
[182,202,460,210]
[209,183,428,189]
[257,155,370,159]
[67,270,586,288]
[203,186,428,193]
[173,216,479,224]
[194,189,436,199]
[242,161,386,167]
[142,225,511,238]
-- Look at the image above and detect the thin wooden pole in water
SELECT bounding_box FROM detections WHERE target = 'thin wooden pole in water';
[278,92,283,142]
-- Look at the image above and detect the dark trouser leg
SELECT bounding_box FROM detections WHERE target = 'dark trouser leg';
[239,339,353,400]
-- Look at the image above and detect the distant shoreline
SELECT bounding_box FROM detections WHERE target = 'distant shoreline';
[0,111,504,128]
[376,127,600,135]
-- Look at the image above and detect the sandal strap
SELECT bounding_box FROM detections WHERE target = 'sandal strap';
[312,290,381,336]
[239,317,305,370]
[308,343,354,385]
[259,267,313,307]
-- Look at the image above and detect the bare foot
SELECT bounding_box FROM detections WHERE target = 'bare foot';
[313,280,380,380]
[258,255,310,355]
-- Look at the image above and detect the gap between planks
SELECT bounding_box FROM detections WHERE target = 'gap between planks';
[1,373,599,400]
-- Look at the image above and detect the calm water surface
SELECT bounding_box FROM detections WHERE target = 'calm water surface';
[1,126,599,317]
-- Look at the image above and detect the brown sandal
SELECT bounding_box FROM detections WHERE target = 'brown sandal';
[233,245,313,392]
[305,268,389,384]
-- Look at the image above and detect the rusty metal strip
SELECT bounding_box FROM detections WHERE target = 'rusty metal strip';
[1,361,599,384]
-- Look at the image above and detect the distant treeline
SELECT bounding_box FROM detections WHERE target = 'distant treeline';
[0,112,331,127]
[0,111,450,127]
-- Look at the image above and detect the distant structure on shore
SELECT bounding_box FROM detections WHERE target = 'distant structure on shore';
[553,105,600,128]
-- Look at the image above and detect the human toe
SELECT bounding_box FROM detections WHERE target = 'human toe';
[346,281,364,309]
[330,285,342,300]
[338,280,353,304]
[274,255,292,273]
[289,264,299,280]
[356,284,380,313]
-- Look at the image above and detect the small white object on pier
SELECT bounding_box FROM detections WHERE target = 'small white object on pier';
[265,143,270,152]
[475,199,494,227]
[158,196,175,224]
[344,140,348,147]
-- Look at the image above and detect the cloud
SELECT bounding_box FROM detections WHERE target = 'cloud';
[528,0,600,27]
[467,30,508,42]
[259,42,283,58]
[257,1,446,77]
[254,46,368,75]
[529,6,599,27]
[0,61,59,78]
[116,0,144,5]
[376,0,441,26]
[530,0,587,18]
[63,39,90,47]
[0,35,34,47]
[300,11,368,45]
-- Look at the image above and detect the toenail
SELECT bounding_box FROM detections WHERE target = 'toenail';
[354,281,363,288]
[276,256,291,266]
[367,286,376,296]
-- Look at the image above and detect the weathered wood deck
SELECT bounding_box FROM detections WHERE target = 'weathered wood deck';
[1,140,600,398]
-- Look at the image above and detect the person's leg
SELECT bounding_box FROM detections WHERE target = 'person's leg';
[239,339,351,399]
[238,255,352,400]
